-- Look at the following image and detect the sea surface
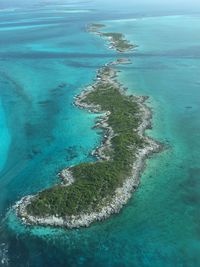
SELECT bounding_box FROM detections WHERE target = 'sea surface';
[0,1,200,266]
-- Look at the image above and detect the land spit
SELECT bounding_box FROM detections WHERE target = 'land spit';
[14,23,162,229]
[15,65,162,229]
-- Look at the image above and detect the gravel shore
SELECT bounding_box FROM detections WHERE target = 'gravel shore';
[14,24,162,229]
[15,64,162,229]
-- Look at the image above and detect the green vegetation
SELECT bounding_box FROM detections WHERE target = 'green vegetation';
[101,32,135,52]
[88,23,106,33]
[89,24,136,52]
[90,23,105,29]
[26,68,144,217]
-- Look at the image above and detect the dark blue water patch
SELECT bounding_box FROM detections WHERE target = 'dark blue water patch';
[133,46,200,59]
[0,52,132,60]
[182,192,200,206]
[183,168,200,188]
[0,19,65,28]
[0,15,96,28]
[0,75,70,181]
[0,23,91,47]
[117,62,170,71]
[30,0,93,10]
[179,168,200,206]
[64,146,79,161]
[37,100,54,106]
[62,59,107,69]
[58,40,86,47]
[0,72,32,104]
[2,225,183,267]
[0,77,34,174]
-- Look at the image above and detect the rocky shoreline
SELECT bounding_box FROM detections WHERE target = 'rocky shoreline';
[87,23,136,53]
[14,64,162,229]
[14,24,162,229]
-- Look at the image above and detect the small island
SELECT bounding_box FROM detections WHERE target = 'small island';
[15,23,161,228]
[88,23,137,52]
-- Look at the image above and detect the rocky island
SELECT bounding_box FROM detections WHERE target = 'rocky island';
[15,23,161,228]
[88,23,137,52]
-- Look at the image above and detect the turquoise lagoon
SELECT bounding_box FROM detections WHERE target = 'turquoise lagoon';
[0,1,200,266]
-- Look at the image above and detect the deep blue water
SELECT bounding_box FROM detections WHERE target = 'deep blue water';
[0,1,200,266]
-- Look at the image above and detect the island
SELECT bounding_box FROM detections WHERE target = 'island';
[88,23,137,52]
[14,23,162,228]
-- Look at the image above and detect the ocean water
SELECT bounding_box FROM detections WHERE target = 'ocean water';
[0,1,200,266]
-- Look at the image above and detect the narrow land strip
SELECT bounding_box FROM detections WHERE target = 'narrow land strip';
[14,23,162,229]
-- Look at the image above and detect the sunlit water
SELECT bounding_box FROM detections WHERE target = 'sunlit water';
[0,1,200,266]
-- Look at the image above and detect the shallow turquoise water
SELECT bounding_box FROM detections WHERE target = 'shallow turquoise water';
[0,2,200,267]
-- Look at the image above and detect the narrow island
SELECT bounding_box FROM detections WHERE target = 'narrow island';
[14,23,162,228]
[88,23,137,52]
